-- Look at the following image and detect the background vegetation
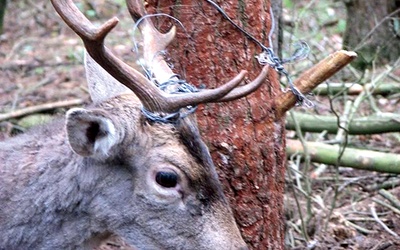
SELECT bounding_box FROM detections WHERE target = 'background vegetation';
[282,1,400,249]
[0,0,399,249]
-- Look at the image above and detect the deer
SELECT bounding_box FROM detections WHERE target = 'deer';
[0,0,269,249]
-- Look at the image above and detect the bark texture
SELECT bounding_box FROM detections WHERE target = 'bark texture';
[342,0,400,70]
[145,1,285,248]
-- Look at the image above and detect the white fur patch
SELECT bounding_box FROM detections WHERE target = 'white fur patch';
[66,108,119,158]
[85,52,131,103]
[93,118,118,157]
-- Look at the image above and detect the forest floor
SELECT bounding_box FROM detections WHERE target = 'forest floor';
[1,0,400,249]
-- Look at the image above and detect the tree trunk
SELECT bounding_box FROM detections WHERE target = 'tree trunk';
[342,0,400,70]
[145,1,286,249]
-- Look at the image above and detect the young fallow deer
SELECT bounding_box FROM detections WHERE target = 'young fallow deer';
[0,0,269,249]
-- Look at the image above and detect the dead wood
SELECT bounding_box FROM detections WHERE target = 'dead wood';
[0,99,84,122]
[313,82,400,96]
[276,50,357,119]
[286,139,400,173]
[286,111,400,134]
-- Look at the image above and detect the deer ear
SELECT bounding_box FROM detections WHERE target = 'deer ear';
[66,108,119,158]
[85,52,132,103]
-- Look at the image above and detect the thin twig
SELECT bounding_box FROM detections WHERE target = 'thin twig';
[378,189,400,210]
[370,241,393,250]
[335,100,352,142]
[370,204,400,239]
[1,62,78,71]
[23,76,56,95]
[345,219,377,234]
[5,37,39,62]
[0,99,84,122]
[286,164,310,242]
[338,176,366,192]
[289,110,313,229]
[372,198,400,216]
[365,179,400,192]
[346,216,389,222]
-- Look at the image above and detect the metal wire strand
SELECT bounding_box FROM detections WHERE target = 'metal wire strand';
[140,74,199,124]
[206,0,313,107]
[131,14,199,123]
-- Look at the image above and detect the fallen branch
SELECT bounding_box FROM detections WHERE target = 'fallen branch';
[286,139,400,173]
[373,198,400,216]
[378,189,400,210]
[286,112,400,134]
[313,82,400,96]
[276,50,357,120]
[344,218,377,235]
[0,99,84,122]
[370,204,400,239]
[365,179,400,192]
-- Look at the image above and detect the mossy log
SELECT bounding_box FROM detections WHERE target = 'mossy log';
[286,112,400,134]
[287,139,400,173]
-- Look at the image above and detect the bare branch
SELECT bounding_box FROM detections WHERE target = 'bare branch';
[276,50,357,119]
[0,99,84,122]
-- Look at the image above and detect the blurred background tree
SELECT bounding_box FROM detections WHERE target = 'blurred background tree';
[0,0,6,34]
[342,0,400,70]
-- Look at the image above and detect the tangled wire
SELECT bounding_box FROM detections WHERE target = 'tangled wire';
[206,0,313,107]
[133,1,313,123]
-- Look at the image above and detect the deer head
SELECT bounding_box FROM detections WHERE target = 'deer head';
[0,0,268,249]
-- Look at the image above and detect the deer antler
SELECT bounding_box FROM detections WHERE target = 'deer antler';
[51,0,269,113]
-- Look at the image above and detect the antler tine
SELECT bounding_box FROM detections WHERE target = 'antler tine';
[127,0,177,84]
[216,66,269,102]
[50,0,168,112]
[126,0,270,111]
[52,0,269,114]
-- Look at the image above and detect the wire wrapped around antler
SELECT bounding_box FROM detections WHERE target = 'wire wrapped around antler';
[51,0,268,115]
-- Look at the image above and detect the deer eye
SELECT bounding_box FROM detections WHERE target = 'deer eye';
[155,171,178,188]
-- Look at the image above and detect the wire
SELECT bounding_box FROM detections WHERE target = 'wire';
[206,0,313,107]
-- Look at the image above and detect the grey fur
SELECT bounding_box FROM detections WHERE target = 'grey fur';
[0,56,247,249]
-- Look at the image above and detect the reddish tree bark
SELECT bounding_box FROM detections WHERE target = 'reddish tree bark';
[145,1,286,249]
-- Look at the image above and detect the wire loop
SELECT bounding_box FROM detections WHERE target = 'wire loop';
[207,0,314,107]
[132,14,198,123]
